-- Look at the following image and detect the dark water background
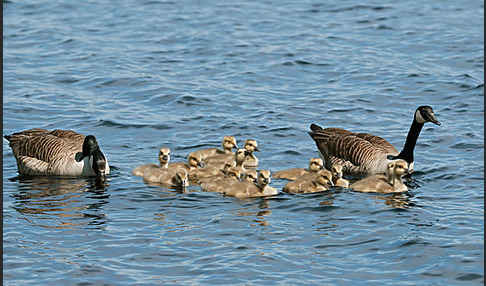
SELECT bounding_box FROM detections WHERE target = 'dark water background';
[3,1,484,285]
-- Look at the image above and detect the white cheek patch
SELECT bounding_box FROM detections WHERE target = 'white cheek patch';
[409,161,414,172]
[415,110,426,124]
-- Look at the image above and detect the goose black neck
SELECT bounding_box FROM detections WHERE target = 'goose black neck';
[396,118,424,164]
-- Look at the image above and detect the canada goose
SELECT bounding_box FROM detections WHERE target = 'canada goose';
[331,164,349,188]
[350,159,409,193]
[4,128,109,177]
[308,106,440,175]
[282,169,333,194]
[200,167,242,193]
[193,136,238,161]
[225,170,278,198]
[132,147,171,177]
[273,158,324,181]
[243,139,259,168]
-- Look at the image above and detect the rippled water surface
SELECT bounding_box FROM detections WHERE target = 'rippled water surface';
[3,0,484,285]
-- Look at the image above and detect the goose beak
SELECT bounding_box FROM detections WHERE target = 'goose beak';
[427,113,441,126]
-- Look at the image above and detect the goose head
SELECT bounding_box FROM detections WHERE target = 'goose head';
[244,139,259,153]
[415,106,441,125]
[79,135,108,177]
[158,147,171,167]
[222,136,238,152]
[309,158,324,172]
[257,170,272,187]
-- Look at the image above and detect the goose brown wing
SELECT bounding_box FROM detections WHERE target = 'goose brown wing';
[354,133,397,153]
[5,131,82,163]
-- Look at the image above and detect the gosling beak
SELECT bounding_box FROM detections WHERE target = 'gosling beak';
[254,146,260,152]
[162,155,169,161]
[198,161,205,168]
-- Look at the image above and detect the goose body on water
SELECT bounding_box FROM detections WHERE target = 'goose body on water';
[308,106,440,176]
[192,136,238,162]
[282,169,333,194]
[4,128,109,177]
[224,170,278,199]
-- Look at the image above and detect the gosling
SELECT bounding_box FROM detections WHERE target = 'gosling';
[273,158,324,181]
[242,139,259,168]
[283,169,333,194]
[331,165,349,188]
[225,170,278,199]
[193,136,238,162]
[350,159,409,193]
[132,147,171,177]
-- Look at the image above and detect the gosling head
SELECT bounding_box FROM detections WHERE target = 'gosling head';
[244,169,258,183]
[222,160,236,175]
[309,158,324,172]
[158,147,171,167]
[415,106,441,126]
[187,152,204,168]
[244,139,259,153]
[315,169,333,187]
[222,136,238,151]
[393,159,409,178]
[258,170,272,187]
[235,148,249,165]
[331,164,343,179]
[227,167,242,181]
[175,169,188,188]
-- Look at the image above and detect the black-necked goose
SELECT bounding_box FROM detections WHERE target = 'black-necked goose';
[308,106,440,176]
[4,128,109,177]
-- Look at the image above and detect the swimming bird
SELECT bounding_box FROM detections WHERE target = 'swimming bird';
[273,158,324,181]
[350,159,409,193]
[308,105,440,175]
[192,149,249,184]
[282,169,333,194]
[243,139,259,168]
[330,164,349,188]
[200,167,242,193]
[224,170,278,198]
[193,136,238,162]
[132,147,171,177]
[4,128,109,177]
[154,168,189,189]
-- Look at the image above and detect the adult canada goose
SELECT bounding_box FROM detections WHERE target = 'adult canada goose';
[308,105,440,175]
[224,170,278,199]
[273,158,324,181]
[282,169,333,194]
[350,159,409,193]
[200,167,242,193]
[193,136,238,162]
[4,128,109,177]
[132,147,171,177]
[243,139,259,168]
[330,165,349,188]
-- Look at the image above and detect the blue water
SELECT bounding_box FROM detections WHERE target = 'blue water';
[3,0,484,285]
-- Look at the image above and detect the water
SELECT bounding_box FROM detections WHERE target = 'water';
[3,0,484,285]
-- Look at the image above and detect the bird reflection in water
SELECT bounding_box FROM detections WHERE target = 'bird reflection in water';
[375,193,415,209]
[11,176,110,229]
[237,200,272,226]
